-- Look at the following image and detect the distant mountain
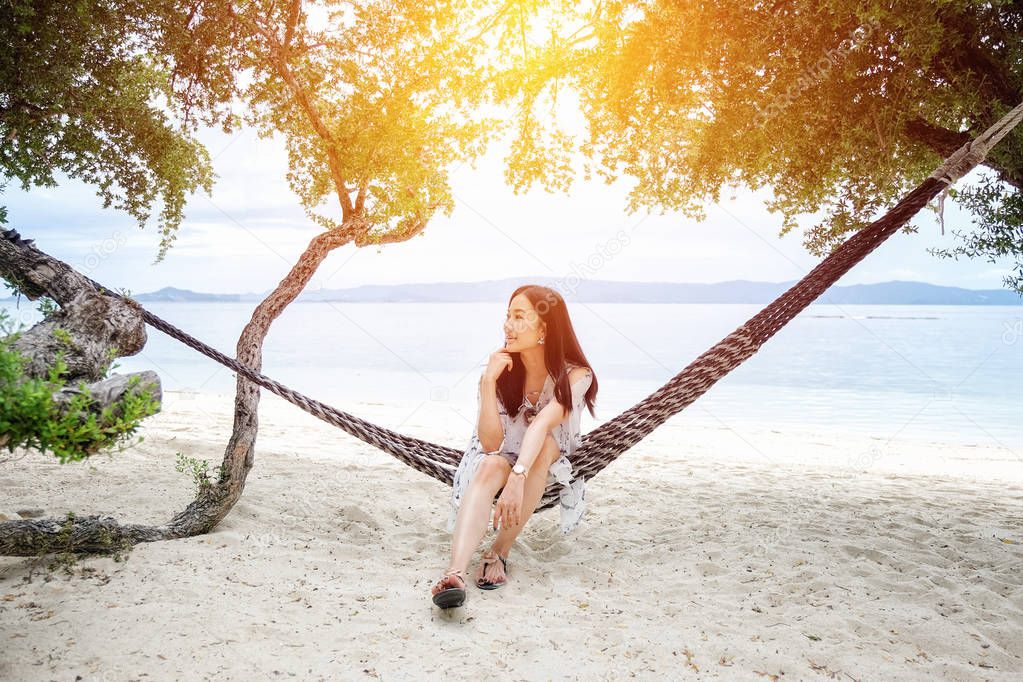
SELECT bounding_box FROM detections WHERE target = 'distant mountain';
[133,286,247,302]
[813,280,1020,305]
[3,278,1021,304]
[279,278,801,303]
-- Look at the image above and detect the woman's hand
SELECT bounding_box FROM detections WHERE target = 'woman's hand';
[494,476,525,530]
[484,348,513,384]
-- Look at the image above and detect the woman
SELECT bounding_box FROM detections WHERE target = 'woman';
[431,285,597,609]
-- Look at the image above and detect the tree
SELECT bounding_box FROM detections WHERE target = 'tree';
[0,0,246,479]
[487,0,1023,293]
[0,0,500,555]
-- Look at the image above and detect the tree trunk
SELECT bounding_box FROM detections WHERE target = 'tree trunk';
[0,223,357,556]
[905,117,1023,191]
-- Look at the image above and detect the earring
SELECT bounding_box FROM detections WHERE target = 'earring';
[538,336,545,345]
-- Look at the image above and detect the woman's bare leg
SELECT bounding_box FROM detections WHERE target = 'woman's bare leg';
[478,433,561,585]
[443,456,510,578]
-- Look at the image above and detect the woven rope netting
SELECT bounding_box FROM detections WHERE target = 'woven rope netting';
[63,102,1023,512]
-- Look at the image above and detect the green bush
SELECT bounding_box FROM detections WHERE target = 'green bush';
[174,452,222,495]
[0,307,162,463]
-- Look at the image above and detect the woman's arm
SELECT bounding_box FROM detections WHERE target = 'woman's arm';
[513,366,592,472]
[477,374,505,454]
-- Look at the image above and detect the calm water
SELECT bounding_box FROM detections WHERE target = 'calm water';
[3,300,1021,448]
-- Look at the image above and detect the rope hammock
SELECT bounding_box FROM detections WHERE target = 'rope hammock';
[55,101,1023,514]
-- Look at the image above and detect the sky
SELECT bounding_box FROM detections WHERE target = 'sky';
[2,114,1016,298]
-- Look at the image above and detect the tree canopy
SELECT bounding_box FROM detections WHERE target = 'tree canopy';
[489,0,1023,292]
[223,0,498,242]
[0,0,498,260]
[0,0,243,261]
[3,0,1021,289]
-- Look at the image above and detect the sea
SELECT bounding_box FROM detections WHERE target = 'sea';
[2,300,1021,449]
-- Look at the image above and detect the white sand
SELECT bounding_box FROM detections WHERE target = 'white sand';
[2,389,1022,680]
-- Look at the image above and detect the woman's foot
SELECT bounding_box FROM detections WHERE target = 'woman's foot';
[431,568,467,609]
[475,548,509,589]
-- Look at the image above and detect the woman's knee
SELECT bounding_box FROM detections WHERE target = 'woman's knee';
[474,455,511,487]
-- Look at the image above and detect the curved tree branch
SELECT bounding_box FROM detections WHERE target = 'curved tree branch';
[0,221,359,556]
[228,3,357,219]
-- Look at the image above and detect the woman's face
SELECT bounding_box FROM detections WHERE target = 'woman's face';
[503,293,545,351]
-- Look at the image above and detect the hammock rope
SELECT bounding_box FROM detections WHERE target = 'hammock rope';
[65,101,1023,513]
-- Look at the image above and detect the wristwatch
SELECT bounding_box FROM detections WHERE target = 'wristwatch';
[511,463,528,477]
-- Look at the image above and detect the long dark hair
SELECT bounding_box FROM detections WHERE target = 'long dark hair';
[497,285,597,420]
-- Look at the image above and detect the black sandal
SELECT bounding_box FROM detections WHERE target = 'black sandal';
[476,549,509,590]
[431,568,467,609]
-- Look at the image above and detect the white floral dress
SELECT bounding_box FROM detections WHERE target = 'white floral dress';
[447,362,593,535]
